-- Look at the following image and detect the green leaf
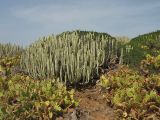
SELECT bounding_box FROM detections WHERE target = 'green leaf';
[49,111,53,118]
[54,104,62,112]
[0,92,3,97]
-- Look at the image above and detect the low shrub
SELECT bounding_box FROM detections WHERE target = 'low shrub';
[0,74,78,120]
[98,65,160,119]
[140,54,160,75]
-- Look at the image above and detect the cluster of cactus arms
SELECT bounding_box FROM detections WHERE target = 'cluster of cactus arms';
[21,30,121,84]
[0,43,23,58]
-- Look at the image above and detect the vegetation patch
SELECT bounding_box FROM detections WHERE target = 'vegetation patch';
[21,30,122,84]
[1,30,160,119]
[0,43,23,58]
[98,64,160,119]
[0,74,78,120]
[124,30,160,66]
[0,55,78,120]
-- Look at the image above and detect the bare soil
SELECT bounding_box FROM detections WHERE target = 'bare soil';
[56,86,115,120]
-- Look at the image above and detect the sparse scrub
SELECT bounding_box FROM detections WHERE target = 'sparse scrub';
[0,74,78,120]
[125,31,160,66]
[98,65,160,119]
[140,54,160,75]
[1,30,160,119]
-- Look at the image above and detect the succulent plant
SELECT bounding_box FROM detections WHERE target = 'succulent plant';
[0,43,23,58]
[21,30,122,84]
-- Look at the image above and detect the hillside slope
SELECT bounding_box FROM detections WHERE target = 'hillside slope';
[125,30,160,66]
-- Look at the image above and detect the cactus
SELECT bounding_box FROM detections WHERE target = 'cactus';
[21,30,121,84]
[0,43,23,58]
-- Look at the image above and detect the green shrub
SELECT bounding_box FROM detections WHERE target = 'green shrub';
[98,66,160,119]
[140,54,160,74]
[125,30,160,66]
[0,56,21,77]
[0,74,78,120]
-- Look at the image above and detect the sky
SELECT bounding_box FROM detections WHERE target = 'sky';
[0,0,160,46]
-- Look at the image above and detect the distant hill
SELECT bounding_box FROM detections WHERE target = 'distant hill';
[130,30,160,46]
[126,30,160,66]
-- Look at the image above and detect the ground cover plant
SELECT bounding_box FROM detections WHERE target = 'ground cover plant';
[98,57,160,119]
[0,74,78,120]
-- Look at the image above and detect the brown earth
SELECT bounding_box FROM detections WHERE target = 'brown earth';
[56,86,115,120]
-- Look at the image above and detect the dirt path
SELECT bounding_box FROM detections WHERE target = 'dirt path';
[57,86,115,120]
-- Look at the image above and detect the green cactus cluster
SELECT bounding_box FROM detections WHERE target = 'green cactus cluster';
[21,30,120,84]
[0,43,23,58]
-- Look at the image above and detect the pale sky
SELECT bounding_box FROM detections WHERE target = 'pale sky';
[0,0,160,46]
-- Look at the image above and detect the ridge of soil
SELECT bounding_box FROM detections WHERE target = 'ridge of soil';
[57,86,115,120]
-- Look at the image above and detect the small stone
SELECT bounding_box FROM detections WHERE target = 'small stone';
[70,110,78,120]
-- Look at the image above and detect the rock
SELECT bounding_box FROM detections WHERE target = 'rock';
[70,110,78,120]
